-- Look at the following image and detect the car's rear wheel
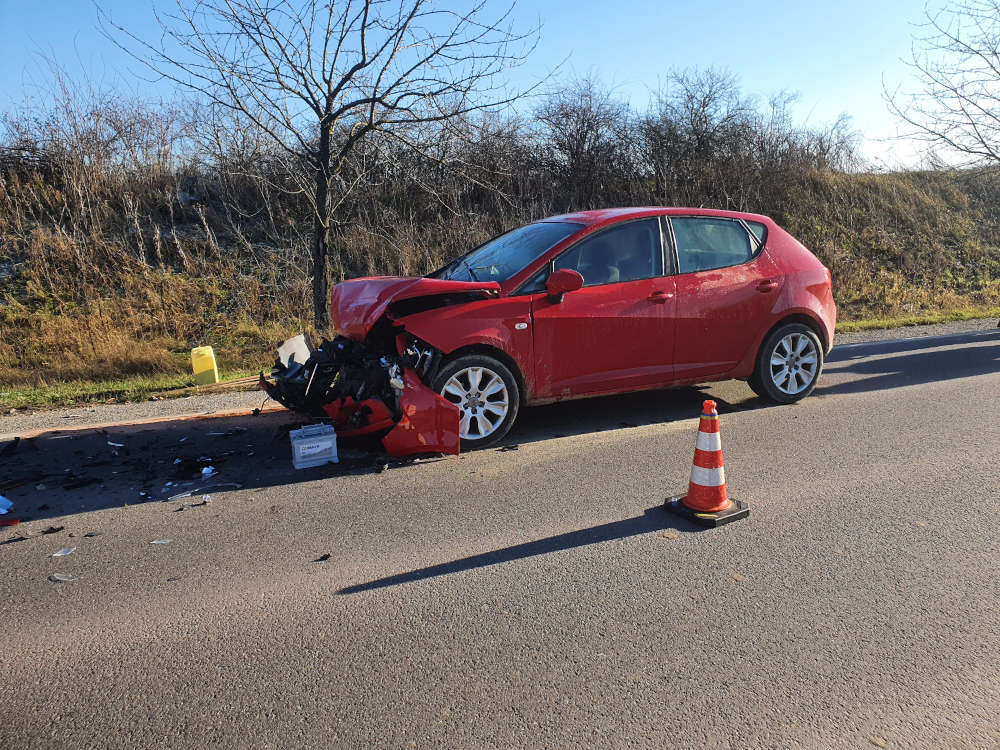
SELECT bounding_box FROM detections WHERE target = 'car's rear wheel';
[432,354,520,450]
[748,323,824,403]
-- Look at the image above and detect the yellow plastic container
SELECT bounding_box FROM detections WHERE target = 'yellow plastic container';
[191,346,219,385]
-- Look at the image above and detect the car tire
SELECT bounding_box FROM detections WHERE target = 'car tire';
[431,354,520,450]
[748,323,824,404]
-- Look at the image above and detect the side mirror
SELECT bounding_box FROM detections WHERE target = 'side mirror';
[545,268,584,302]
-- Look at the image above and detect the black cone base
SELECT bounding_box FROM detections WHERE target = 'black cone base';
[663,495,750,528]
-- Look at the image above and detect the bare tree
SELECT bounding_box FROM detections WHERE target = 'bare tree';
[101,0,537,327]
[887,1,1000,167]
[534,77,632,209]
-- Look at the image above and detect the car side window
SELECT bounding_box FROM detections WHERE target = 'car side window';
[553,218,662,287]
[745,220,767,246]
[671,217,754,274]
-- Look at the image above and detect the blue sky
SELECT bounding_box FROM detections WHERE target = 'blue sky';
[0,0,934,166]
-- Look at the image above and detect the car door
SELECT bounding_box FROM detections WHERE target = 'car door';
[669,216,782,381]
[529,218,677,400]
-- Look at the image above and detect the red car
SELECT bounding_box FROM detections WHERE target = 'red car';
[266,208,835,452]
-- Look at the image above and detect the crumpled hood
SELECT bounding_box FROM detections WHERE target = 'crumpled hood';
[330,276,501,340]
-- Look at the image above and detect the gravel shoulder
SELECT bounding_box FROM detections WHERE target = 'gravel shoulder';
[834,316,998,344]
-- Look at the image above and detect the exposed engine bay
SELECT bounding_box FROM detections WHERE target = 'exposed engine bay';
[260,332,460,457]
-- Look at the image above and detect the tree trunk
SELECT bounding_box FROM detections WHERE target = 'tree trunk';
[312,213,330,330]
[312,122,332,330]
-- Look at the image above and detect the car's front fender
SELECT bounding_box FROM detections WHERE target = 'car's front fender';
[392,297,535,394]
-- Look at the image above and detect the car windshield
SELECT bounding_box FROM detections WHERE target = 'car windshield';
[436,221,582,283]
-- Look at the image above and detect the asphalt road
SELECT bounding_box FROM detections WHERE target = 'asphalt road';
[1,322,998,749]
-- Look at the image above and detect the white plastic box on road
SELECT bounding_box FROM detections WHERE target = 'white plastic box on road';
[289,424,338,469]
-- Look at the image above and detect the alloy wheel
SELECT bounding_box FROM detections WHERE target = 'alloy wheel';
[440,366,510,440]
[769,332,819,395]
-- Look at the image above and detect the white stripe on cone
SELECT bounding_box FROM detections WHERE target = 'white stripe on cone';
[690,465,726,487]
[696,431,722,452]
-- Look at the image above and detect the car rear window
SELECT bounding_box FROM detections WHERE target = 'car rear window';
[437,221,582,283]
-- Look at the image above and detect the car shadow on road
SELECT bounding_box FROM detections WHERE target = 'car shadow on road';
[819,336,1000,396]
[828,328,1000,362]
[504,384,767,448]
[0,409,405,529]
[337,505,699,595]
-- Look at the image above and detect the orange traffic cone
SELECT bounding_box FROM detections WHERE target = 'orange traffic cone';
[664,399,749,527]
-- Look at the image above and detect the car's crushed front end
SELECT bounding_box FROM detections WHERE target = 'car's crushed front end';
[260,276,501,456]
[260,331,461,456]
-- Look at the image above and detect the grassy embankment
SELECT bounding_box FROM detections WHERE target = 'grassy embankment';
[1,169,998,410]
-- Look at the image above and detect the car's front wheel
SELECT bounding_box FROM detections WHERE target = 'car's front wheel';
[432,354,520,450]
[748,323,824,403]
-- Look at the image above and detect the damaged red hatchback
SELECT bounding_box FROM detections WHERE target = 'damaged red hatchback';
[264,208,836,453]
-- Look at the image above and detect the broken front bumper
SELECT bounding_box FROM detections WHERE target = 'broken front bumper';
[260,335,459,457]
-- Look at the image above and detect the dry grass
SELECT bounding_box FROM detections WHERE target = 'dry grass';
[778,170,1000,320]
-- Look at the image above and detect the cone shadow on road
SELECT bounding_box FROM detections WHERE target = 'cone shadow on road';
[337,506,699,595]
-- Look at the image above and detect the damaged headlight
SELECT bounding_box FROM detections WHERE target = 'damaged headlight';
[402,336,441,381]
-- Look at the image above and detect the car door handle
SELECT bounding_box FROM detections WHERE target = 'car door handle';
[756,279,779,293]
[648,291,674,303]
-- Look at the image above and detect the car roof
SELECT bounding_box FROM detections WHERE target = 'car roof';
[543,206,772,227]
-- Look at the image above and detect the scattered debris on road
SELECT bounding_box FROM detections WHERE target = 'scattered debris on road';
[174,497,211,511]
[47,573,75,583]
[150,539,172,545]
[41,526,64,535]
[205,427,248,437]
[313,554,331,562]
[51,547,75,557]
